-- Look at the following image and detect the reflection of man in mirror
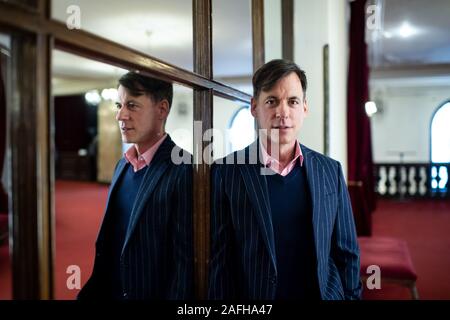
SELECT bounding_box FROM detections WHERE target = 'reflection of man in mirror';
[209,59,361,300]
[79,72,193,300]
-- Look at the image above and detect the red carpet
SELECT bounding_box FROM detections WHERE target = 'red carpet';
[0,242,11,299]
[1,183,450,299]
[54,180,108,300]
[363,198,450,300]
[0,180,108,300]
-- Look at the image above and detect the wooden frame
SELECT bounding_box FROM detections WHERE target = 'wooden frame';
[2,0,53,300]
[7,32,53,300]
[360,276,419,300]
[282,0,294,61]
[0,0,281,299]
[252,0,265,71]
[193,0,213,300]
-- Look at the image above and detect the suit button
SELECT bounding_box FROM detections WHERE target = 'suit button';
[123,292,128,298]
[96,252,101,258]
[269,277,277,284]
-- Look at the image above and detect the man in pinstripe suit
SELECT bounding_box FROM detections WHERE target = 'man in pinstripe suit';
[79,72,193,300]
[209,59,362,300]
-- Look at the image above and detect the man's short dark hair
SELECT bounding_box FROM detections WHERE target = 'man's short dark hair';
[118,71,173,108]
[252,59,307,100]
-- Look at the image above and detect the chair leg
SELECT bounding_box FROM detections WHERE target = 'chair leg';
[410,282,419,300]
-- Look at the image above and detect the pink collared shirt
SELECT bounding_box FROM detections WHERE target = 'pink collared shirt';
[124,134,167,172]
[260,140,304,176]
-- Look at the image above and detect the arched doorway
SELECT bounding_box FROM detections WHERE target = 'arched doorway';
[228,106,255,153]
[430,101,450,192]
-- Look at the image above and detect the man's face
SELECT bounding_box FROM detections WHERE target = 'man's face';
[251,72,308,147]
[115,85,168,149]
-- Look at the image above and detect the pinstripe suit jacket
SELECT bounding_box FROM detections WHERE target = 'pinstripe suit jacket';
[208,141,362,300]
[78,135,193,300]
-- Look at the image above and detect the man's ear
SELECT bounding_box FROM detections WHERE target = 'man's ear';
[250,97,257,117]
[303,98,309,116]
[158,99,170,120]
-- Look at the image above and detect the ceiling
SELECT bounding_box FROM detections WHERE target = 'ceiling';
[4,0,449,90]
[52,50,127,80]
[51,0,253,79]
[368,0,450,68]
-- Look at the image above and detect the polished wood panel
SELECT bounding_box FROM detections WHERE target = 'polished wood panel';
[36,32,53,300]
[38,0,53,300]
[252,0,265,71]
[9,32,52,299]
[193,0,212,300]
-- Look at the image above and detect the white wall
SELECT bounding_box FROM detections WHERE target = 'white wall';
[165,85,193,153]
[213,96,249,160]
[264,0,282,62]
[327,0,348,174]
[370,83,450,163]
[52,77,118,96]
[294,0,349,174]
[294,0,327,153]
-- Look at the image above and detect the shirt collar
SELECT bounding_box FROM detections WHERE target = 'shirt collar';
[260,139,304,168]
[124,134,167,172]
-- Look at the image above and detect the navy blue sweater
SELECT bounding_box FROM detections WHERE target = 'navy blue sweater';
[266,163,320,299]
[108,163,148,298]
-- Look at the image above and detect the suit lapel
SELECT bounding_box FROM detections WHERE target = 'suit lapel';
[102,160,127,220]
[105,159,127,211]
[97,159,127,244]
[238,142,277,271]
[301,144,325,259]
[121,136,174,254]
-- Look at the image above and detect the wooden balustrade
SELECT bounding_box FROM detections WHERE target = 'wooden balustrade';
[374,163,450,198]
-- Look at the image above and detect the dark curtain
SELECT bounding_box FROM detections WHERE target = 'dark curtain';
[55,95,90,152]
[347,0,376,236]
[0,54,7,212]
[54,95,97,181]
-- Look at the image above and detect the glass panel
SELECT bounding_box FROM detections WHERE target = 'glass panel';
[51,0,193,71]
[264,0,282,62]
[0,33,11,300]
[213,95,255,161]
[53,50,123,299]
[213,0,253,94]
[52,49,193,299]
